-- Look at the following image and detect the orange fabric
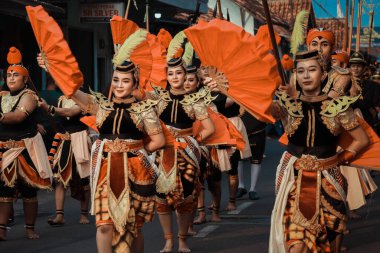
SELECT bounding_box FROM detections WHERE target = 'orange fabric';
[306,28,335,46]
[7,66,29,77]
[157,28,172,49]
[339,118,380,170]
[332,51,349,64]
[110,16,167,91]
[161,121,176,147]
[80,116,98,132]
[18,154,51,188]
[298,170,318,220]
[7,47,29,77]
[108,153,126,199]
[192,108,245,151]
[184,20,281,123]
[279,133,289,146]
[26,6,83,97]
[129,156,151,182]
[161,147,176,174]
[7,47,22,64]
[281,54,294,71]
[255,25,281,52]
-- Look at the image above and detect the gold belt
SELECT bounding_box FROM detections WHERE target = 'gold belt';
[0,139,25,149]
[103,138,144,153]
[294,154,338,172]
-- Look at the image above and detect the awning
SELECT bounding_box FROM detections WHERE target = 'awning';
[157,0,208,13]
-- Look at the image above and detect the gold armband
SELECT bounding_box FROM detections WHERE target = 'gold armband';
[17,106,30,116]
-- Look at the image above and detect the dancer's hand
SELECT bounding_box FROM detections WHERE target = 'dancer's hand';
[203,77,219,92]
[36,53,48,72]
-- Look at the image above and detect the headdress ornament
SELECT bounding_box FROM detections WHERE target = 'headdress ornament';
[7,47,29,77]
[306,28,335,47]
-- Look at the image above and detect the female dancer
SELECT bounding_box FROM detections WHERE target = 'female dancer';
[269,50,369,253]
[149,58,215,253]
[38,46,165,253]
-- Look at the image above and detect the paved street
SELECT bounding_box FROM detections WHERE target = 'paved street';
[1,138,380,253]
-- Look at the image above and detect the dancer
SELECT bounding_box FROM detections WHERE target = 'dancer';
[39,95,91,226]
[150,57,215,253]
[269,50,369,253]
[0,47,52,240]
[38,30,166,253]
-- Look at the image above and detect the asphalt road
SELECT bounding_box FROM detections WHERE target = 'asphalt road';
[1,138,380,253]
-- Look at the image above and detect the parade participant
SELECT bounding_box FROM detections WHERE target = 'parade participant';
[200,65,248,211]
[149,57,215,253]
[38,29,166,253]
[236,111,267,201]
[0,47,52,241]
[184,66,222,225]
[372,69,380,83]
[331,51,349,69]
[350,52,380,132]
[306,28,352,98]
[269,50,369,253]
[39,95,91,226]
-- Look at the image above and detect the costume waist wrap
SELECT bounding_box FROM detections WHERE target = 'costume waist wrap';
[294,154,339,172]
[0,139,25,149]
[103,139,144,153]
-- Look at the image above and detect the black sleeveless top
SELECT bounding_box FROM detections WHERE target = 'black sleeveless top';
[159,91,194,129]
[287,100,339,158]
[98,101,144,141]
[0,89,38,141]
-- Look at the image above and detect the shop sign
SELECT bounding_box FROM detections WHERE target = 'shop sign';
[80,2,125,23]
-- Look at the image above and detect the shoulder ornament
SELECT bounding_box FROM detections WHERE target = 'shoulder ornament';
[275,90,303,118]
[128,99,159,114]
[320,95,360,118]
[180,88,212,106]
[151,85,172,102]
[89,89,114,111]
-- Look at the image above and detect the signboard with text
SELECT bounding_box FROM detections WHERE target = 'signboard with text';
[80,3,125,23]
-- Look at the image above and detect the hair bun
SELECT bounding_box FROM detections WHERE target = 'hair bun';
[7,46,22,65]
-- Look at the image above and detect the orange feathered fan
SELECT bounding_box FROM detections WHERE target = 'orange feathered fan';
[184,19,282,123]
[26,5,83,97]
[339,118,380,170]
[110,15,166,90]
[193,108,245,151]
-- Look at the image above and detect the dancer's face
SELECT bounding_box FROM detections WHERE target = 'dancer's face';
[167,66,186,89]
[296,59,322,96]
[308,37,332,62]
[111,71,135,99]
[184,73,199,92]
[200,65,209,80]
[6,71,27,93]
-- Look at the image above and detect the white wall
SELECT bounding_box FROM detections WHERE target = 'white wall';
[207,0,255,35]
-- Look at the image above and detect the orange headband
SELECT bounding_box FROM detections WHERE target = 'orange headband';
[306,28,335,46]
[332,52,349,64]
[7,65,29,77]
